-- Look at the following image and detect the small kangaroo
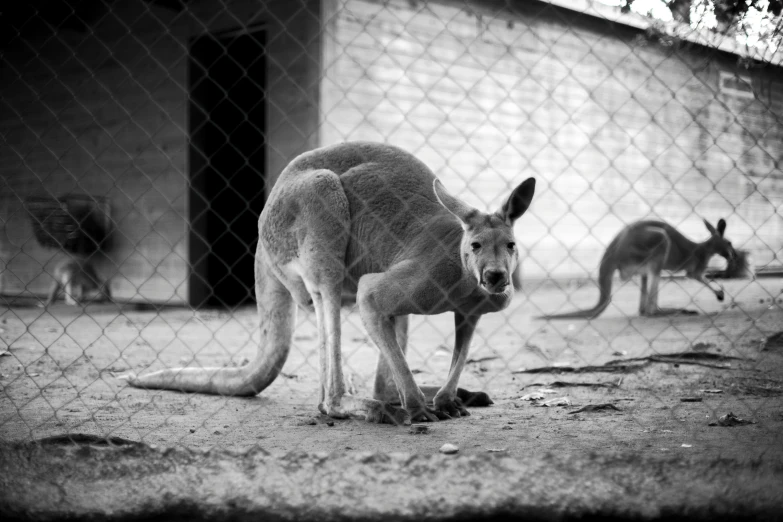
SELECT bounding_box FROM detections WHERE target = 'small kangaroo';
[538,219,737,319]
[42,257,112,307]
[122,142,536,424]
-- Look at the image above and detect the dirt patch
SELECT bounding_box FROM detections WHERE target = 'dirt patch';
[2,440,782,521]
[0,277,782,464]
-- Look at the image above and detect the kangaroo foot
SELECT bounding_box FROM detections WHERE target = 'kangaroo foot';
[361,400,446,425]
[365,401,410,425]
[456,388,494,407]
[409,404,453,423]
[325,395,411,425]
[643,308,698,317]
[433,395,470,418]
[665,308,699,316]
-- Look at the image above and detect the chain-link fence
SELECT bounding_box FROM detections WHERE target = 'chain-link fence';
[1,0,782,462]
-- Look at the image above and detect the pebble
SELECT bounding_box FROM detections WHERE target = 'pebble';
[439,443,459,454]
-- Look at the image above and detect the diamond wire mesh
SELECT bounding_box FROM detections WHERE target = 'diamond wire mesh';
[0,0,782,456]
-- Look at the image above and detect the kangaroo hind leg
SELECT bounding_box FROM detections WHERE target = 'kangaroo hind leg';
[638,229,696,317]
[292,169,407,425]
[64,281,80,306]
[639,274,649,316]
[372,314,408,405]
[358,266,454,424]
[42,281,61,308]
[644,268,698,317]
[373,315,493,413]
[309,280,397,422]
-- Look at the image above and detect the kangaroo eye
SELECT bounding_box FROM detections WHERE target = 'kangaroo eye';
[471,242,481,250]
[507,242,516,250]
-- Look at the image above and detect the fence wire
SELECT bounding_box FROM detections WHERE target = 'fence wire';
[1,0,782,457]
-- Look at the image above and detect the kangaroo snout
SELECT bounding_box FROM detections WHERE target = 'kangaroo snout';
[482,269,508,292]
[725,248,736,262]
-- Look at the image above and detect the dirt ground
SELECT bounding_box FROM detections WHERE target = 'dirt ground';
[1,276,782,463]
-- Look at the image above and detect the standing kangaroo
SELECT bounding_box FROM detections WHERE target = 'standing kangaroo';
[122,142,536,425]
[538,219,737,319]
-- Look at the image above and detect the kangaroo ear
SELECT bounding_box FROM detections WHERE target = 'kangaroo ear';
[433,179,478,225]
[717,218,726,237]
[703,219,718,236]
[499,177,536,225]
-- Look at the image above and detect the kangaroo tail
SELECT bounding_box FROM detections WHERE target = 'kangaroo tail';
[123,258,294,396]
[536,250,615,320]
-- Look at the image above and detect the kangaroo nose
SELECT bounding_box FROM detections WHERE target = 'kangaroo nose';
[483,270,507,289]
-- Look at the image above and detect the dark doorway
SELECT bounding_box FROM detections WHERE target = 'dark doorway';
[188,28,266,309]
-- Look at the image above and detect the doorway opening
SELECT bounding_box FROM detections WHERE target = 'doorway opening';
[188,28,267,308]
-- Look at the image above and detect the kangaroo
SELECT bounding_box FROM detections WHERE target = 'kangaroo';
[537,219,737,319]
[41,257,112,307]
[121,142,536,425]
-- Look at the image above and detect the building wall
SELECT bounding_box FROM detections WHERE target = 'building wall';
[0,0,322,303]
[320,0,783,278]
[3,0,778,300]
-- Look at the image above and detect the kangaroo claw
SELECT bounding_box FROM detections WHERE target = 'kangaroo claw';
[434,397,470,418]
[365,402,410,426]
[411,406,451,423]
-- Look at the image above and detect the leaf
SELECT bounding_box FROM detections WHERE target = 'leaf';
[568,403,622,414]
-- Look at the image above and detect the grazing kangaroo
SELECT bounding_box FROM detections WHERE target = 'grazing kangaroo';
[122,142,536,425]
[538,219,737,319]
[41,257,112,307]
